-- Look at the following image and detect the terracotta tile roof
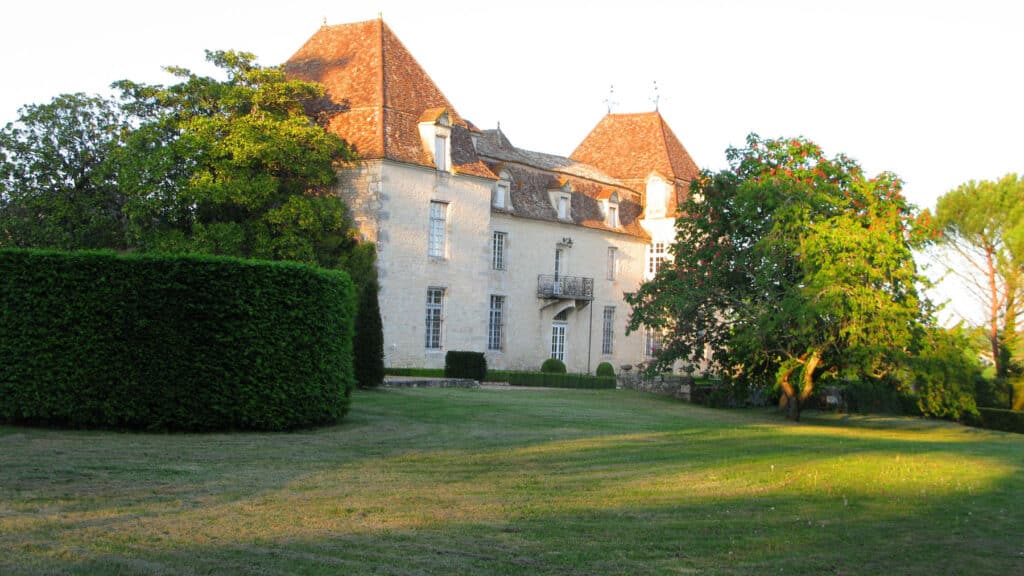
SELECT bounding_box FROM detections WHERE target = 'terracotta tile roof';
[283,20,495,180]
[478,131,648,240]
[570,111,699,183]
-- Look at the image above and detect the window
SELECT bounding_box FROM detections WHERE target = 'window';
[425,287,445,349]
[606,204,619,228]
[492,231,507,270]
[606,247,617,280]
[554,247,563,280]
[557,195,569,219]
[645,329,663,357]
[647,242,666,276]
[551,310,568,361]
[488,295,505,350]
[605,192,620,228]
[428,201,447,258]
[493,180,509,209]
[434,134,449,171]
[601,306,615,355]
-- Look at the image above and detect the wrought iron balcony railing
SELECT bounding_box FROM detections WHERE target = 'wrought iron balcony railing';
[537,274,594,300]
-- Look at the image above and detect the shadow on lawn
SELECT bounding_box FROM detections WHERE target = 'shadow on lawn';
[14,470,1022,576]
[2,389,1022,575]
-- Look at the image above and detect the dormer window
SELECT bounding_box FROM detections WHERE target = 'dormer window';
[557,195,570,220]
[548,181,572,220]
[418,108,452,173]
[605,192,620,228]
[434,134,449,171]
[493,171,511,209]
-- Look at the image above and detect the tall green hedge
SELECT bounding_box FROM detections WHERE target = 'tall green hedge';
[0,249,355,431]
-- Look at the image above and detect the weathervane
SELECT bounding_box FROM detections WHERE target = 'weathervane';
[650,80,660,111]
[603,84,619,113]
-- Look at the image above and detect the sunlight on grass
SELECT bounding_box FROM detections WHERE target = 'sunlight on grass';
[2,388,1022,575]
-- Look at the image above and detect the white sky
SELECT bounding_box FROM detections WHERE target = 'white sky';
[4,0,1022,324]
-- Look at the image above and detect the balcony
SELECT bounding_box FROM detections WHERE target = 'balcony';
[537,274,594,300]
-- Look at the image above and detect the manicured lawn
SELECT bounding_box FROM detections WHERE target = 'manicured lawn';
[1,388,1022,575]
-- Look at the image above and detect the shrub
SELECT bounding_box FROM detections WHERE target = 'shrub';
[445,351,487,381]
[385,368,445,378]
[975,378,1013,409]
[341,243,385,389]
[974,408,1024,434]
[841,380,906,414]
[541,358,567,373]
[0,249,355,431]
[595,362,615,377]
[1012,378,1024,411]
[508,371,615,389]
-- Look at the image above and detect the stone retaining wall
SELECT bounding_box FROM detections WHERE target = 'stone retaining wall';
[617,372,692,401]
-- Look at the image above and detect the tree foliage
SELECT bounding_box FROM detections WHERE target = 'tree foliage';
[111,50,358,267]
[933,173,1024,377]
[0,94,131,249]
[627,135,931,420]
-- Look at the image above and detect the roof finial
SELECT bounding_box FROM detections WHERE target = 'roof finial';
[321,16,327,26]
[603,84,618,114]
[650,80,660,111]
[378,11,383,19]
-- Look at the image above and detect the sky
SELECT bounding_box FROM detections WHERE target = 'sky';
[3,0,1022,323]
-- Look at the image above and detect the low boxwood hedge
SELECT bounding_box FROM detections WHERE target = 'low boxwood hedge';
[488,370,615,390]
[0,249,355,431]
[385,368,445,378]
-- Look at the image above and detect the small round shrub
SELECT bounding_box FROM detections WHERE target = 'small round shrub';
[595,362,615,377]
[541,358,567,373]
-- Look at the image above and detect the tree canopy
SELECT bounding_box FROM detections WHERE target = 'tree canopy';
[933,173,1024,377]
[0,93,131,250]
[627,135,932,420]
[1,50,358,269]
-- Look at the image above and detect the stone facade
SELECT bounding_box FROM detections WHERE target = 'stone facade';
[285,19,703,374]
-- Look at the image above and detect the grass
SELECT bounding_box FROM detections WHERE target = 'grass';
[1,388,1022,575]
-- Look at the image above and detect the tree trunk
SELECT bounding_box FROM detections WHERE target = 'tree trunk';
[799,350,822,403]
[985,243,1004,377]
[777,362,800,421]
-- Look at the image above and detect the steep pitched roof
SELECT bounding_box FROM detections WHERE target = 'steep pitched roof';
[477,130,648,240]
[570,112,700,184]
[283,19,495,179]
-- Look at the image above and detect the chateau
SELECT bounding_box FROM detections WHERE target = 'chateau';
[284,19,700,373]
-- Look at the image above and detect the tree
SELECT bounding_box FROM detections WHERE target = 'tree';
[933,174,1024,377]
[110,50,359,268]
[341,243,385,388]
[627,134,930,420]
[0,93,131,249]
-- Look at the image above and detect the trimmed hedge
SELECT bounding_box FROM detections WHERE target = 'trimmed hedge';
[445,351,487,381]
[385,368,445,378]
[0,249,355,431]
[595,362,615,377]
[541,358,567,373]
[489,370,615,389]
[975,378,1013,409]
[974,408,1024,434]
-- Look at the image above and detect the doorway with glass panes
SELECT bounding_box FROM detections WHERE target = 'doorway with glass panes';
[550,309,569,362]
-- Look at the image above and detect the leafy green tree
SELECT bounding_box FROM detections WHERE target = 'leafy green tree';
[933,174,1024,377]
[111,50,358,268]
[627,135,929,420]
[0,93,131,249]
